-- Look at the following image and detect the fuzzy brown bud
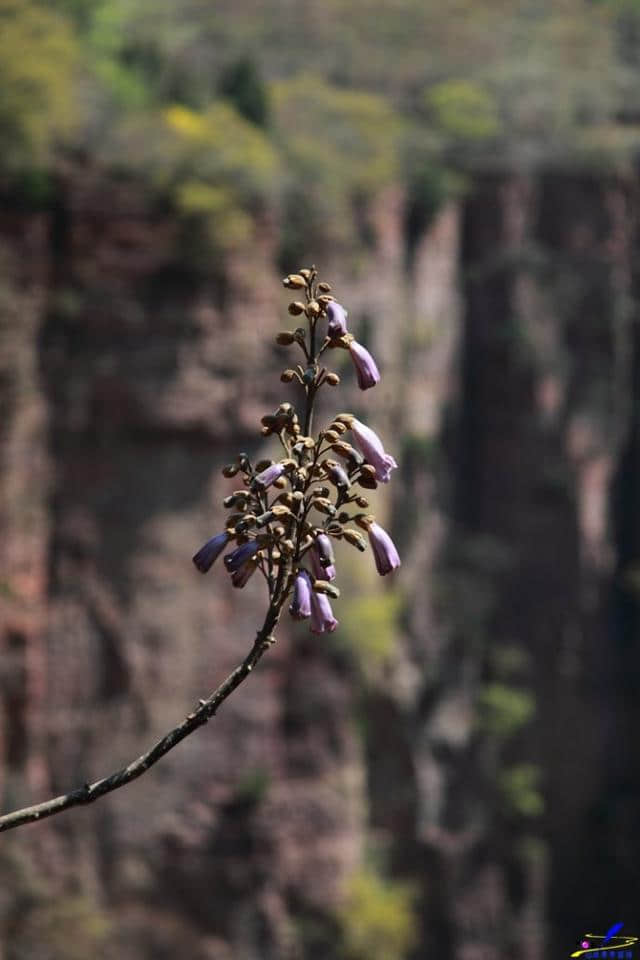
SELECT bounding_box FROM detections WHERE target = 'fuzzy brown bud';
[299,268,313,280]
[317,282,332,293]
[342,529,367,551]
[325,372,340,386]
[283,274,306,289]
[281,369,296,382]
[313,498,337,516]
[222,463,239,478]
[305,300,321,318]
[323,429,340,444]
[355,496,369,508]
[313,579,341,599]
[288,301,306,315]
[356,473,378,490]
[355,514,375,531]
[276,331,295,346]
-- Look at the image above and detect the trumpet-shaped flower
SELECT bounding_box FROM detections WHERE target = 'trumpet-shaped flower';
[327,301,348,338]
[224,540,260,573]
[192,532,229,573]
[350,418,397,483]
[310,590,339,634]
[349,340,380,390]
[254,462,285,489]
[289,570,313,619]
[367,521,401,576]
[231,558,258,588]
[310,533,336,581]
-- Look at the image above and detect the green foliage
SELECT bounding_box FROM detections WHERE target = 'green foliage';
[102,101,279,254]
[0,0,77,169]
[220,56,270,127]
[425,80,500,142]
[274,75,403,256]
[338,589,403,668]
[499,764,544,817]
[477,683,535,738]
[233,767,271,807]
[338,866,417,960]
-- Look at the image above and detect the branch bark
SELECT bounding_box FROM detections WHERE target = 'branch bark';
[0,610,280,833]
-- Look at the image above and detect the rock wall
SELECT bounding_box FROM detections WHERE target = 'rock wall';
[1,164,639,958]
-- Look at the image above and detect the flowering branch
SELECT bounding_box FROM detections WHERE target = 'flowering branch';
[0,266,400,833]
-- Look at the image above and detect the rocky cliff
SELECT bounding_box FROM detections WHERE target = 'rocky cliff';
[1,163,639,959]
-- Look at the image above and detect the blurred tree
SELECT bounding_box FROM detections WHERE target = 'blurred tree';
[219,56,270,127]
[0,0,77,171]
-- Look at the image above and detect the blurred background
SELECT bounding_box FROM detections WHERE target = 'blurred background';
[2,0,640,956]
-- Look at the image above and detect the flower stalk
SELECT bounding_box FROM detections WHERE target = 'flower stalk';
[193,265,401,637]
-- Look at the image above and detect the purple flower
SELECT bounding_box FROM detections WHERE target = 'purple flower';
[310,533,336,581]
[327,301,348,338]
[367,521,401,576]
[350,418,397,483]
[255,462,285,488]
[310,590,339,634]
[224,540,259,573]
[349,340,380,390]
[289,570,312,620]
[192,532,229,573]
[231,558,257,588]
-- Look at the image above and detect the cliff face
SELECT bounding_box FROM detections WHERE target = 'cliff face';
[0,165,638,959]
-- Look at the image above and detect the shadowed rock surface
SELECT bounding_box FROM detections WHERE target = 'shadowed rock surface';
[1,165,639,958]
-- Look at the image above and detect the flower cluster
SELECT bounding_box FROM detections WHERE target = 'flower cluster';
[193,267,400,634]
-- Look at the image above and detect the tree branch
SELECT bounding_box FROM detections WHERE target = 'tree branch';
[0,609,281,833]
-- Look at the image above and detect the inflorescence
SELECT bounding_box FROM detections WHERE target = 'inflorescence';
[193,266,400,634]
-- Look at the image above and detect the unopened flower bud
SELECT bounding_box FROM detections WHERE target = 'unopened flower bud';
[283,274,306,289]
[355,496,369,508]
[272,524,286,538]
[342,529,367,551]
[235,515,257,533]
[334,413,355,425]
[317,282,332,293]
[325,372,340,386]
[276,331,296,346]
[355,514,374,531]
[288,301,306,315]
[281,369,296,382]
[313,498,336,516]
[323,430,340,444]
[329,421,348,435]
[356,472,378,490]
[324,459,351,489]
[299,268,313,280]
[271,504,293,518]
[312,579,341,599]
[222,464,239,478]
[306,300,321,318]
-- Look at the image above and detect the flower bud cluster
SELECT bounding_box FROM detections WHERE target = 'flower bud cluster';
[193,266,400,634]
